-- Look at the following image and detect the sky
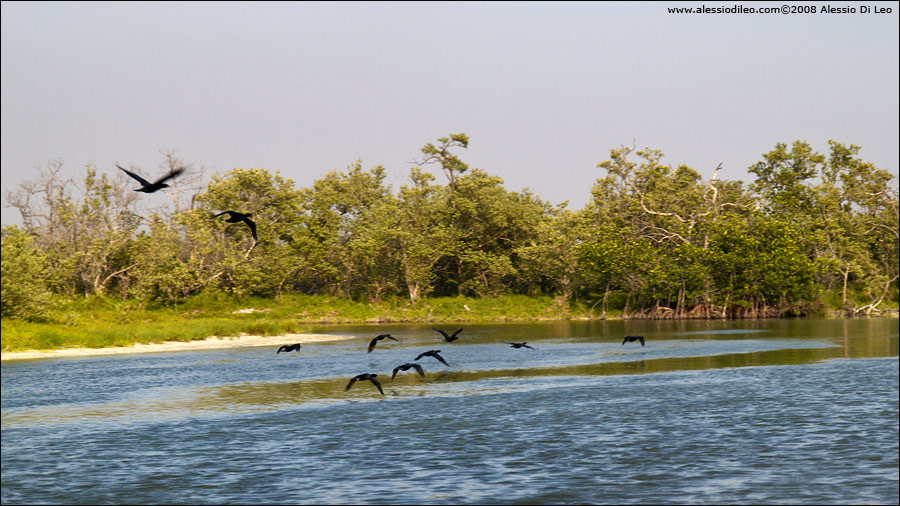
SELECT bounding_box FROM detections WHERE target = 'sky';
[2,1,898,225]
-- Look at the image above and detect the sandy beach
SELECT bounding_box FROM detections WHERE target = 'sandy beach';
[0,333,355,362]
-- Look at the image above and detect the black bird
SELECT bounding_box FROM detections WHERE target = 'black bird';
[434,327,463,342]
[277,343,302,354]
[508,342,535,349]
[368,333,400,353]
[215,211,258,243]
[391,362,425,381]
[117,164,185,193]
[415,349,449,366]
[622,335,645,346]
[345,373,384,395]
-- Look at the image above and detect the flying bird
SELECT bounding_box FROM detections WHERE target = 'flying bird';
[277,343,302,354]
[215,211,258,243]
[368,333,400,353]
[415,350,449,366]
[508,342,535,349]
[117,164,185,193]
[345,373,384,395]
[622,335,645,346]
[391,362,425,381]
[434,327,463,342]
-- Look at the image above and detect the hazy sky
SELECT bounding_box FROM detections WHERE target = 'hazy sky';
[2,1,898,224]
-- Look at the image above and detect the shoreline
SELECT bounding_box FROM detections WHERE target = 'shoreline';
[0,333,355,362]
[3,313,895,362]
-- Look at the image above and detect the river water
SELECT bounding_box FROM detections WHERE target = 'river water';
[2,318,898,504]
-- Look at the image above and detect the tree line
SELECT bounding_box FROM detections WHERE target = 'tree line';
[2,134,897,320]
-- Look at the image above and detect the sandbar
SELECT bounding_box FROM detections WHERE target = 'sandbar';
[1,333,355,362]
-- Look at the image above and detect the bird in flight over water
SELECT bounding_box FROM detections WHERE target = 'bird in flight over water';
[277,343,302,354]
[345,373,384,395]
[368,333,400,353]
[215,211,258,243]
[622,335,645,346]
[391,363,425,381]
[415,350,449,366]
[117,164,185,193]
[508,342,535,349]
[434,327,463,342]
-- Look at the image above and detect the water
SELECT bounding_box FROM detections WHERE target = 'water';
[2,318,898,504]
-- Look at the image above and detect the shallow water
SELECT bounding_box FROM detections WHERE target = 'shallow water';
[2,318,898,504]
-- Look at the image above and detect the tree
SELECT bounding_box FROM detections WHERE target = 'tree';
[2,138,894,318]
[6,161,141,298]
[416,133,470,192]
[517,204,586,303]
[1,226,55,319]
[587,145,758,315]
[707,217,816,316]
[127,218,197,305]
[298,161,393,298]
[442,170,545,297]
[815,141,899,313]
[576,226,626,317]
[748,141,824,221]
[189,167,306,298]
[391,168,454,303]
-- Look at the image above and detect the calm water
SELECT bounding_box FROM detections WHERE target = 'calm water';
[2,318,898,504]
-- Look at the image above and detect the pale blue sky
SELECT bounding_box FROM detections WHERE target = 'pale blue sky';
[2,1,898,224]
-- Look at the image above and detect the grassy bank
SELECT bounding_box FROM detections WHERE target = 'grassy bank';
[1,294,606,352]
[5,289,893,353]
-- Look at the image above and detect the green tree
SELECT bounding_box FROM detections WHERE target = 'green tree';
[391,168,454,303]
[707,218,816,316]
[443,171,546,297]
[748,141,825,221]
[190,167,306,298]
[417,133,470,192]
[576,226,626,317]
[517,204,586,303]
[587,145,757,315]
[814,141,899,313]
[1,225,56,319]
[6,162,141,298]
[298,161,393,298]
[127,218,197,305]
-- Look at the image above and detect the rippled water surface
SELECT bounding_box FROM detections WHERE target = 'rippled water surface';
[2,318,898,504]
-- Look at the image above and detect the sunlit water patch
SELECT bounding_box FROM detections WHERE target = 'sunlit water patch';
[0,336,888,429]
[676,329,769,335]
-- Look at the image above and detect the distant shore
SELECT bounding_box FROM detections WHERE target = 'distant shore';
[0,333,355,362]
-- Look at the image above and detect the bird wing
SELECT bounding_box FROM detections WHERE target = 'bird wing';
[411,363,425,377]
[414,352,426,361]
[153,167,186,185]
[622,337,628,345]
[243,217,258,241]
[277,345,286,354]
[116,164,152,187]
[638,336,645,346]
[450,328,463,339]
[524,344,534,349]
[214,211,234,218]
[433,328,450,340]
[391,366,401,381]
[386,335,399,342]
[345,377,358,391]
[369,377,384,395]
[434,353,449,366]
[368,338,378,353]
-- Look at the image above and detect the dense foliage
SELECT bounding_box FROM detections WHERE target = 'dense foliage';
[3,136,897,320]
